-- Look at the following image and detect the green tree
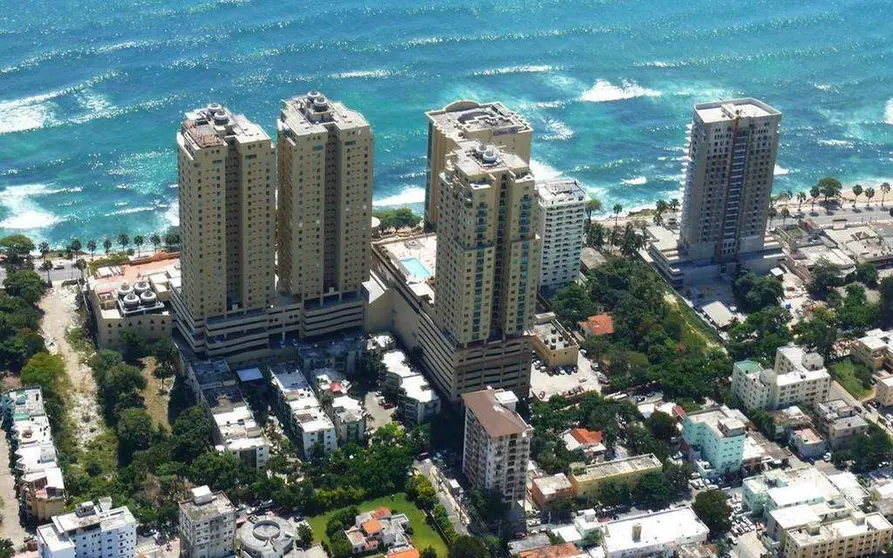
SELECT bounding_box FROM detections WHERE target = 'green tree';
[297,524,313,549]
[39,259,53,283]
[807,259,844,300]
[646,410,678,442]
[0,233,35,263]
[881,276,893,328]
[850,424,893,473]
[865,186,876,207]
[117,233,130,251]
[0,538,13,558]
[796,191,807,211]
[86,239,97,257]
[793,307,839,360]
[817,177,842,204]
[882,182,891,207]
[612,203,623,226]
[633,472,677,509]
[374,208,421,229]
[3,269,47,304]
[102,238,112,254]
[856,262,879,287]
[450,536,491,558]
[150,233,161,253]
[421,546,437,558]
[669,198,679,213]
[406,473,438,511]
[732,270,783,313]
[21,352,67,427]
[468,489,509,525]
[692,490,731,538]
[164,229,180,248]
[852,184,863,207]
[134,235,145,256]
[587,222,606,249]
[809,185,821,212]
[117,408,156,464]
[69,238,82,254]
[38,242,50,257]
[587,197,603,221]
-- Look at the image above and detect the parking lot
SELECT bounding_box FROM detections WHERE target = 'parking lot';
[529,352,601,401]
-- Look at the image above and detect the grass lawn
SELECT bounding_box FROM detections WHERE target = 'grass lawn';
[140,358,171,428]
[306,493,448,557]
[830,359,871,400]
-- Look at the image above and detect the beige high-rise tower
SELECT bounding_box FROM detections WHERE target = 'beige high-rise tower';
[173,103,275,358]
[679,98,781,262]
[277,91,372,337]
[425,101,532,227]
[434,141,540,345]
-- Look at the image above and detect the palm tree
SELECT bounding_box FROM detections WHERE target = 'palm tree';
[586,198,603,223]
[852,184,863,207]
[609,226,622,249]
[117,233,130,252]
[69,238,82,254]
[74,259,87,280]
[796,191,807,212]
[134,235,144,257]
[620,223,644,256]
[102,238,112,255]
[40,259,53,284]
[612,203,623,227]
[164,230,179,249]
[781,207,791,225]
[38,241,50,257]
[865,187,876,208]
[810,185,821,212]
[150,233,161,253]
[882,182,891,208]
[768,206,778,227]
[669,198,680,213]
[587,223,606,249]
[86,239,97,258]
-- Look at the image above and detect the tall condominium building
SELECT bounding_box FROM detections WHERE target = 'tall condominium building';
[679,98,781,262]
[425,100,532,227]
[535,179,586,291]
[172,104,276,359]
[732,345,831,411]
[179,486,237,558]
[277,91,373,338]
[434,141,540,345]
[462,387,532,507]
[36,498,137,558]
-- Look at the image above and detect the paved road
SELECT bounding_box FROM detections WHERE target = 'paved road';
[415,459,469,536]
[0,430,29,546]
[0,258,82,287]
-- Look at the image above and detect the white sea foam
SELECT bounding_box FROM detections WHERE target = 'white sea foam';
[622,176,648,186]
[541,119,575,141]
[473,65,558,77]
[818,139,855,148]
[373,186,425,207]
[579,79,661,103]
[885,99,893,125]
[104,206,156,217]
[163,200,180,227]
[328,69,392,79]
[0,92,60,134]
[774,165,791,176]
[0,184,65,230]
[814,83,835,92]
[529,159,563,180]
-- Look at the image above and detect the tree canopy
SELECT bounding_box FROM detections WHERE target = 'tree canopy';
[0,233,35,263]
[374,207,421,229]
[692,490,731,538]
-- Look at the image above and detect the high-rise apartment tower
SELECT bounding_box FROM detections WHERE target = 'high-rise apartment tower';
[434,141,540,346]
[277,91,373,337]
[425,101,532,227]
[679,98,781,262]
[172,104,276,359]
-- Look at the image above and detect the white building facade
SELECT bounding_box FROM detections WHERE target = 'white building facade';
[535,179,586,291]
[37,499,136,558]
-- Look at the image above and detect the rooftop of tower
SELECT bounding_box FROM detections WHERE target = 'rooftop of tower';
[694,98,780,124]
[427,100,531,138]
[279,90,369,136]
[452,140,531,182]
[181,103,268,149]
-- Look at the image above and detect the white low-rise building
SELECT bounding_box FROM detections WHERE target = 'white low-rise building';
[37,498,137,558]
[853,328,893,372]
[270,363,337,458]
[178,486,236,558]
[331,395,366,444]
[595,507,709,557]
[731,346,831,411]
[381,349,441,425]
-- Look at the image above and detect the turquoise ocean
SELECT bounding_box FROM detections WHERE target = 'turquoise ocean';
[1,0,892,245]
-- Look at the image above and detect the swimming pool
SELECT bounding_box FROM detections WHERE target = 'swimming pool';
[400,257,431,279]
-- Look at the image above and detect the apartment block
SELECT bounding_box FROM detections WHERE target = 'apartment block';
[590,506,709,558]
[37,498,136,558]
[567,454,662,499]
[535,179,587,291]
[1,387,65,523]
[269,363,337,458]
[85,254,179,350]
[380,349,441,425]
[276,91,372,338]
[731,345,831,411]
[531,314,579,369]
[679,98,781,262]
[331,395,366,444]
[816,400,869,450]
[462,387,532,506]
[425,100,532,226]
[178,486,237,558]
[682,406,747,478]
[172,103,276,360]
[435,141,540,345]
[784,511,893,558]
[853,328,893,372]
[531,473,573,510]
[877,376,893,407]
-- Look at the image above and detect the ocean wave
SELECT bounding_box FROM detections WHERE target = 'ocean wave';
[541,119,575,141]
[104,206,157,217]
[0,183,69,230]
[622,176,648,186]
[163,200,180,227]
[814,83,836,92]
[818,139,855,149]
[530,159,563,181]
[885,99,893,125]
[472,65,560,77]
[579,79,661,103]
[328,69,392,80]
[373,186,425,206]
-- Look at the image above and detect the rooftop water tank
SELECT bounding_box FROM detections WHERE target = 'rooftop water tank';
[116,282,133,299]
[140,291,157,305]
[133,281,150,294]
[122,293,140,309]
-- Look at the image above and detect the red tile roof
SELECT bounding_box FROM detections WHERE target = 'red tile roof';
[578,314,614,336]
[519,543,581,558]
[361,519,382,535]
[570,428,604,445]
[371,507,391,520]
[388,548,421,558]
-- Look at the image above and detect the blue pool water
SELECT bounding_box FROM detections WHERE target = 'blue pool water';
[401,257,431,279]
[1,0,892,245]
